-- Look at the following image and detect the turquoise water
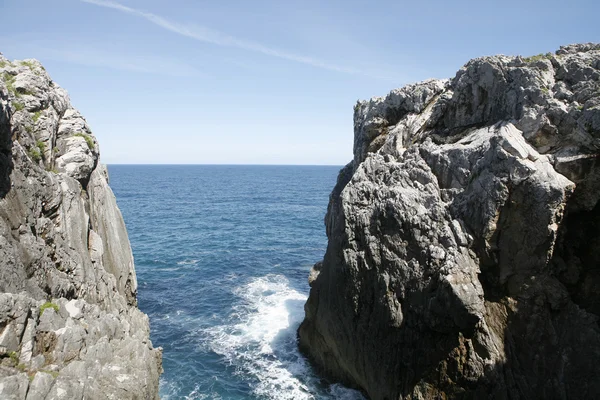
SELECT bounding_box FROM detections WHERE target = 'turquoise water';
[108,165,363,400]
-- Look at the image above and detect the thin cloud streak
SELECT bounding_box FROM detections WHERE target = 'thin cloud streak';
[53,48,204,77]
[0,38,203,77]
[80,0,375,77]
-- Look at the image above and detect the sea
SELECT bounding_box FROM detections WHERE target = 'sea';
[108,165,364,400]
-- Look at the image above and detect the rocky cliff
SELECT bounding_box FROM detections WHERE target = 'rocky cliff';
[299,43,600,399]
[0,54,162,399]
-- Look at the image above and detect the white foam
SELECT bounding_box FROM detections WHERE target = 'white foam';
[177,259,200,266]
[156,266,184,272]
[328,384,366,400]
[160,381,213,400]
[202,274,365,400]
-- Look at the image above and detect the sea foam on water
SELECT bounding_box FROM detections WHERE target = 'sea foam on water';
[203,275,364,399]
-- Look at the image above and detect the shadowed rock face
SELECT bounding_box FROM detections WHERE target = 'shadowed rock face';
[0,55,161,399]
[299,43,600,400]
[0,92,12,198]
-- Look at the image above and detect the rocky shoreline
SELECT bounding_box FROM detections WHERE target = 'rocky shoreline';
[0,54,161,399]
[299,43,600,399]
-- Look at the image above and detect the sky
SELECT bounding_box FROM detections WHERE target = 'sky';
[1,0,599,164]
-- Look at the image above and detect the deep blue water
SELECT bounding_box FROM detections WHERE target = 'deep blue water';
[108,165,363,400]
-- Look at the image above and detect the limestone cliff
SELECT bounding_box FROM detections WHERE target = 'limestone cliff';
[0,54,162,399]
[299,43,600,399]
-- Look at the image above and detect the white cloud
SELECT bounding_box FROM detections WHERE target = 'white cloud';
[80,0,369,76]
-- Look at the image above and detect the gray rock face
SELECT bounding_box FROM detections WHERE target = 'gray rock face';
[0,55,161,399]
[299,43,600,399]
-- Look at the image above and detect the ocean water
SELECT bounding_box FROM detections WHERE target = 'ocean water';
[108,165,364,400]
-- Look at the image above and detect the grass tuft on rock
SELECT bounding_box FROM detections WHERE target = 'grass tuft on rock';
[8,351,19,364]
[74,132,94,150]
[2,72,19,97]
[523,52,553,63]
[20,60,36,70]
[28,148,42,163]
[40,301,59,316]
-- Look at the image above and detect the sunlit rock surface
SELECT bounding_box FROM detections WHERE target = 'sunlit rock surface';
[0,54,162,399]
[299,43,600,399]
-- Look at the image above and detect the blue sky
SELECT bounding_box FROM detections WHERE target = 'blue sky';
[1,0,598,164]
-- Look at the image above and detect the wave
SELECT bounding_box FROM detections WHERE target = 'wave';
[177,259,200,266]
[160,381,215,400]
[201,274,364,400]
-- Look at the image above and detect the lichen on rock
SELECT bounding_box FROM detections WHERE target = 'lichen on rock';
[299,43,600,399]
[0,54,162,399]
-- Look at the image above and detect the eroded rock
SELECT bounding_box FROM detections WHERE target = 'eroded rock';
[0,53,161,399]
[299,43,600,399]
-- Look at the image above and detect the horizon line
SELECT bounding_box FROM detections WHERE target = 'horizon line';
[106,163,345,167]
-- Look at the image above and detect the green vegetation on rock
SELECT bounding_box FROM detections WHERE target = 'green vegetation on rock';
[74,132,94,150]
[28,140,46,164]
[8,351,19,364]
[2,71,33,96]
[20,60,36,70]
[28,148,42,163]
[2,72,15,83]
[40,301,59,316]
[2,72,19,96]
[523,52,553,63]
